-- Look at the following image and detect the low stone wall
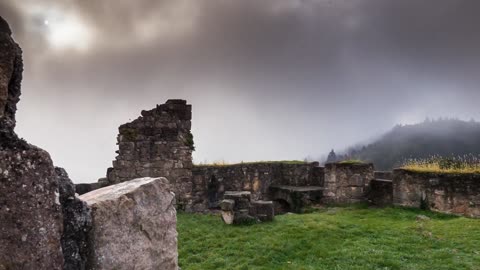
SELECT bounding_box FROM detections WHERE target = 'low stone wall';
[191,162,324,212]
[323,163,375,204]
[393,169,480,217]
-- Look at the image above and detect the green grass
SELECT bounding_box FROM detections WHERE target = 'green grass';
[178,206,480,270]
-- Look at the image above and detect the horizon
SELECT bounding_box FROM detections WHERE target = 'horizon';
[2,0,480,182]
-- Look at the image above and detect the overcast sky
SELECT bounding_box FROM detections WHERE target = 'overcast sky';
[2,0,480,183]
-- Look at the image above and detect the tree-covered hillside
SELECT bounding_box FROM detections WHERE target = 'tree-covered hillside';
[330,119,480,170]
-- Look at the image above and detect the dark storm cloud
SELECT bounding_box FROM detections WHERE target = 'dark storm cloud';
[1,0,480,182]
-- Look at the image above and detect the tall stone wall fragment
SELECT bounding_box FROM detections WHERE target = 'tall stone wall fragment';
[106,99,193,209]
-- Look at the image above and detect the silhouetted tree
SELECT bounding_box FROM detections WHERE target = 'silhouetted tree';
[326,149,337,163]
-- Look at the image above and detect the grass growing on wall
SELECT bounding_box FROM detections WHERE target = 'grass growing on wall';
[338,159,365,165]
[402,155,480,174]
[178,205,480,270]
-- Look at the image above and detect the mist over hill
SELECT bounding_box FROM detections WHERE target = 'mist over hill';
[327,119,480,170]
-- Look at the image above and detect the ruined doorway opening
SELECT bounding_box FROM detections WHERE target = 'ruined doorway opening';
[207,175,220,209]
[273,199,291,215]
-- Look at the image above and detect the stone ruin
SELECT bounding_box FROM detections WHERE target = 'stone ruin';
[0,17,178,270]
[79,93,480,221]
[106,100,193,186]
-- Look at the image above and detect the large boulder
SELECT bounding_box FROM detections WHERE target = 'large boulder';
[0,146,65,269]
[79,177,178,270]
[0,16,65,270]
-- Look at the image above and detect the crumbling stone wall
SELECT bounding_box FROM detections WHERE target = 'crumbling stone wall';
[191,162,324,212]
[393,169,480,217]
[106,99,193,206]
[323,163,375,204]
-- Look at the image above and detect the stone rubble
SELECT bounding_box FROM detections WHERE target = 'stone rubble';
[220,191,274,225]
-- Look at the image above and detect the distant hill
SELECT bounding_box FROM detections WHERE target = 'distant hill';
[329,119,480,170]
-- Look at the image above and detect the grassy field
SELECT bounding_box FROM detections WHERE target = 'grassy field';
[178,206,480,270]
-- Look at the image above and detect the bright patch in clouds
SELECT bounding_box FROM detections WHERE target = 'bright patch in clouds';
[20,3,94,51]
[44,14,92,51]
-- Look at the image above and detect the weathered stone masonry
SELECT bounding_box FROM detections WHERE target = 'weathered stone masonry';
[393,169,480,218]
[191,162,324,212]
[324,163,375,204]
[106,99,194,207]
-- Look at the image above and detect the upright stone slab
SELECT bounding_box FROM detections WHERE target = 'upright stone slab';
[80,177,178,270]
[323,162,375,204]
[0,16,65,270]
[106,100,194,210]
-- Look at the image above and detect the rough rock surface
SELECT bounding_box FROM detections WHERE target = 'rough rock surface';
[0,148,65,270]
[79,177,178,270]
[57,168,92,270]
[0,16,64,270]
[0,16,22,134]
